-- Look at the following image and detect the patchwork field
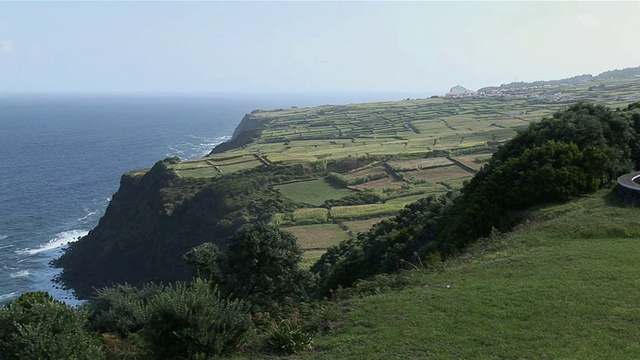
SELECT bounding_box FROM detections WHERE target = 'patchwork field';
[163,75,640,260]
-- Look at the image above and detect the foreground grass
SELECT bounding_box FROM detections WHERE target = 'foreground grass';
[302,191,640,359]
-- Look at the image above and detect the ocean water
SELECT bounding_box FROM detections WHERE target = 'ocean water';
[0,91,432,305]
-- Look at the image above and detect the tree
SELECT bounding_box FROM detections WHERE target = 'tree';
[221,223,311,309]
[183,242,222,281]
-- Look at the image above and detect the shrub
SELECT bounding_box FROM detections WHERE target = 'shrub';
[143,279,253,359]
[87,283,163,337]
[267,317,314,354]
[0,292,104,360]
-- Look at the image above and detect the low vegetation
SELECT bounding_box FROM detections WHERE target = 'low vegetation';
[11,72,640,358]
[305,192,640,359]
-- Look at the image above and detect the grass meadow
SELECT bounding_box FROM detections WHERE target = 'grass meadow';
[284,223,350,250]
[275,179,355,206]
[303,191,640,359]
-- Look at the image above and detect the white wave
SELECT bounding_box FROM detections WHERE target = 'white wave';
[0,244,13,250]
[0,235,7,240]
[77,210,98,222]
[10,270,29,278]
[16,230,88,256]
[0,292,17,301]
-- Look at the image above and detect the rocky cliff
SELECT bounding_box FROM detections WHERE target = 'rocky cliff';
[53,156,294,299]
[210,112,267,154]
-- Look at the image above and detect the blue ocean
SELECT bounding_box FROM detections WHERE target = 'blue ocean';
[0,91,430,304]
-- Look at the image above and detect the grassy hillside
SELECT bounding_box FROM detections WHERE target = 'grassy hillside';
[302,191,640,359]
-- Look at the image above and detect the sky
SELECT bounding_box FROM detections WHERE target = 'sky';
[1,1,639,95]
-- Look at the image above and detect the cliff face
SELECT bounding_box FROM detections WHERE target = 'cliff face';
[210,113,266,154]
[53,160,236,299]
[54,151,298,299]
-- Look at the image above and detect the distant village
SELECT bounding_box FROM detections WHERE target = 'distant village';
[443,81,640,103]
[441,66,640,103]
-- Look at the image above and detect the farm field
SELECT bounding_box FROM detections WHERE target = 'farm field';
[274,179,355,206]
[403,164,475,183]
[284,223,350,250]
[331,202,408,220]
[162,75,640,258]
[292,208,329,223]
[343,217,391,235]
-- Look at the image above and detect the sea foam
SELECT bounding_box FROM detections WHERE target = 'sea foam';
[10,270,29,278]
[0,292,17,301]
[77,210,98,222]
[16,230,88,256]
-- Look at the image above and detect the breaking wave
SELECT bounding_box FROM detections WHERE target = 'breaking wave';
[10,270,29,279]
[16,230,88,256]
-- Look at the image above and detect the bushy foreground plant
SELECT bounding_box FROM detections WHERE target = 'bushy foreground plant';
[267,317,314,354]
[143,279,253,359]
[88,283,163,337]
[87,279,253,359]
[0,292,104,360]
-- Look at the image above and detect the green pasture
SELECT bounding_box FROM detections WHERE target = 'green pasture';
[217,159,261,173]
[387,157,453,171]
[175,167,220,179]
[343,165,387,179]
[284,223,351,250]
[300,249,326,270]
[404,164,474,183]
[207,154,255,166]
[351,177,404,191]
[342,217,390,235]
[292,208,329,223]
[330,202,407,220]
[169,160,212,170]
[305,192,640,359]
[439,175,472,190]
[274,179,355,206]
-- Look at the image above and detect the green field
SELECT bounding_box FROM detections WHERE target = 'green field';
[284,223,350,250]
[331,202,408,220]
[342,217,391,235]
[304,192,640,359]
[292,208,329,222]
[274,179,355,206]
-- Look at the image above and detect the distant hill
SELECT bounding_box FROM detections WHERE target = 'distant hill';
[478,66,640,93]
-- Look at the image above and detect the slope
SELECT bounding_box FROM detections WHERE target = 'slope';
[304,191,640,359]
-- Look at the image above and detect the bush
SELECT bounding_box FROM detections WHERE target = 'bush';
[87,283,163,337]
[143,279,253,359]
[267,317,314,354]
[0,292,104,360]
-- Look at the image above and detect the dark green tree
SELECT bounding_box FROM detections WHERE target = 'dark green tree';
[221,223,312,309]
[183,242,222,281]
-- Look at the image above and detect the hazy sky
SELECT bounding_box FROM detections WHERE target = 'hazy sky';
[1,1,639,94]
